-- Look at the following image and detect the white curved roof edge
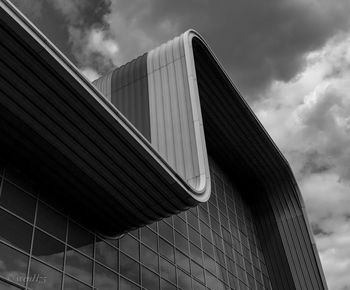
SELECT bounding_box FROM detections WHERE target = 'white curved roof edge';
[146,30,214,203]
[182,30,211,201]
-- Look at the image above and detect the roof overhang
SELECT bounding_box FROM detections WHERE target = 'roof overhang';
[0,1,209,236]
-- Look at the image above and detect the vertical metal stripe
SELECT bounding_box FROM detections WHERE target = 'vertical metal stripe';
[92,69,113,101]
[92,55,150,141]
[167,49,185,176]
[176,57,195,180]
[153,55,167,156]
[181,53,199,180]
[105,53,150,141]
[148,50,157,147]
[160,50,175,168]
[146,36,205,189]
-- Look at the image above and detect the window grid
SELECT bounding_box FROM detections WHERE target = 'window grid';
[0,159,272,290]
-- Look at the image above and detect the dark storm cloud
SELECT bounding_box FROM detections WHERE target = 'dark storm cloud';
[12,0,350,96]
[109,0,350,99]
[49,0,111,28]
[11,0,111,69]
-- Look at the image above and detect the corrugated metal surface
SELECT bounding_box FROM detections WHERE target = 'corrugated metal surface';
[92,34,211,201]
[93,69,113,101]
[147,36,203,189]
[93,54,151,141]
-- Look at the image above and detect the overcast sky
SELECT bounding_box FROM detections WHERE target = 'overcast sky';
[11,0,350,288]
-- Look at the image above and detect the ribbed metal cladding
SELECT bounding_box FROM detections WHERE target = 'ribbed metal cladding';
[190,34,328,289]
[93,35,211,202]
[93,54,151,141]
[147,37,204,190]
[93,69,113,101]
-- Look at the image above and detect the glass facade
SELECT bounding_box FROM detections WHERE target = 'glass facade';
[0,157,272,290]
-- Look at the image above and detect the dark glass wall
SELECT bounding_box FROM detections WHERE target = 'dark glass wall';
[0,157,272,290]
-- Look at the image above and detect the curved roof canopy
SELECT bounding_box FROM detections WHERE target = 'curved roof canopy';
[0,1,210,236]
[0,0,306,241]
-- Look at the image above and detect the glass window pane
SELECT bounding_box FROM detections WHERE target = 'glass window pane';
[200,221,212,242]
[202,238,214,258]
[94,263,118,290]
[175,250,190,273]
[190,243,202,266]
[206,270,217,290]
[174,216,187,236]
[68,221,93,257]
[120,234,139,260]
[188,226,201,247]
[228,273,239,289]
[199,207,209,224]
[158,221,173,243]
[0,209,32,252]
[0,279,22,290]
[187,212,199,232]
[215,249,226,268]
[159,257,175,284]
[174,232,188,255]
[209,204,219,221]
[65,247,93,285]
[160,278,176,290]
[95,240,118,272]
[63,276,92,290]
[211,218,221,236]
[120,276,140,290]
[140,244,158,272]
[192,279,206,290]
[203,254,216,275]
[36,202,66,241]
[28,258,62,290]
[32,229,64,270]
[0,242,28,286]
[141,227,157,251]
[191,261,205,283]
[177,269,191,290]
[213,232,223,251]
[120,252,139,284]
[164,216,173,226]
[159,238,174,262]
[141,266,159,290]
[0,181,36,222]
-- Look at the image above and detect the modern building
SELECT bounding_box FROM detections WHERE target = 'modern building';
[0,0,327,289]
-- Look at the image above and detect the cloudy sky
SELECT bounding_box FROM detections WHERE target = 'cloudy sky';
[11,0,350,288]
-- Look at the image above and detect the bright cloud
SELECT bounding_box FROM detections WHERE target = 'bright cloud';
[69,27,120,69]
[50,0,120,73]
[254,32,350,290]
[80,67,101,82]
